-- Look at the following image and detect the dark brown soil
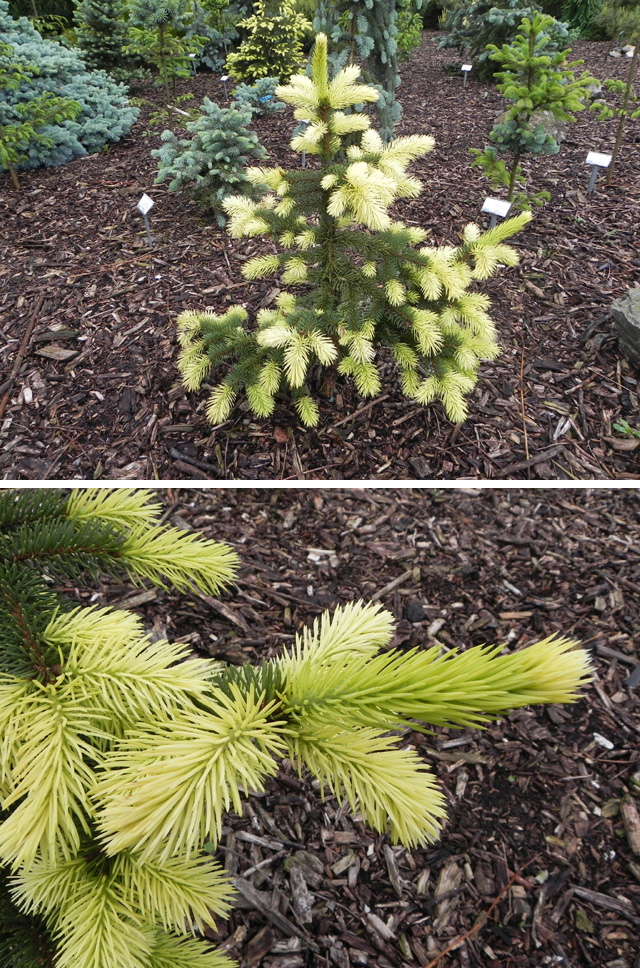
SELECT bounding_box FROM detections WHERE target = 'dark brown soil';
[1,35,639,480]
[83,486,640,968]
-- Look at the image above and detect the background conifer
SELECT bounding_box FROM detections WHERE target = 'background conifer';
[126,0,207,99]
[224,0,311,83]
[314,0,425,141]
[471,13,598,207]
[0,0,137,173]
[0,487,592,968]
[73,0,130,78]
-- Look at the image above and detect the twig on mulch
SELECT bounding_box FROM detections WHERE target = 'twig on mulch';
[332,394,391,429]
[422,855,540,968]
[0,293,45,421]
[168,447,226,477]
[499,444,566,476]
[621,796,640,857]
[572,886,640,925]
[232,876,318,948]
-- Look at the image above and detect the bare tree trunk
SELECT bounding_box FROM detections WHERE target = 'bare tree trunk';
[606,44,638,186]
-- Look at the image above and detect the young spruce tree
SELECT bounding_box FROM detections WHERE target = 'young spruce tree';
[224,0,311,83]
[176,33,532,428]
[471,13,597,208]
[126,0,207,99]
[0,487,592,968]
[73,0,130,78]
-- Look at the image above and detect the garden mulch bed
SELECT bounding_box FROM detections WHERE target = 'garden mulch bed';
[80,486,640,968]
[1,34,639,481]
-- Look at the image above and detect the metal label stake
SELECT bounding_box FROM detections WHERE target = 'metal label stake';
[461,63,472,87]
[220,74,229,100]
[137,193,155,247]
[585,150,612,193]
[481,196,512,228]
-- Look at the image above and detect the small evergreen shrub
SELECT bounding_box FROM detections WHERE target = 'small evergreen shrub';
[73,0,131,78]
[471,13,597,207]
[126,0,207,99]
[0,0,138,172]
[0,486,593,968]
[397,0,425,60]
[152,98,267,224]
[590,0,640,38]
[231,76,284,116]
[0,40,81,188]
[225,0,311,83]
[439,0,576,79]
[185,0,238,72]
[176,33,532,428]
[591,45,639,184]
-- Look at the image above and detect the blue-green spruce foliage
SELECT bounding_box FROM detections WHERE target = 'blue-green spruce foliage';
[185,0,238,72]
[152,98,267,224]
[314,0,425,141]
[0,0,137,170]
[439,0,576,79]
[231,76,284,116]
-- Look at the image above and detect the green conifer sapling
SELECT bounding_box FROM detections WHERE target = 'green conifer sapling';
[126,0,207,99]
[439,0,576,81]
[471,13,598,208]
[0,487,592,968]
[0,41,81,190]
[176,33,532,428]
[73,0,130,78]
[591,42,639,185]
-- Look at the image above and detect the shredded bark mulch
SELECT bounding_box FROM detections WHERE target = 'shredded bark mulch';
[75,486,640,968]
[1,34,639,480]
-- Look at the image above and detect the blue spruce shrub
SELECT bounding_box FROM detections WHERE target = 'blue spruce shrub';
[151,98,267,225]
[231,77,284,117]
[0,0,138,170]
[186,1,239,72]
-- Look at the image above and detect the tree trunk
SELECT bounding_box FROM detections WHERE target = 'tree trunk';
[507,153,521,201]
[606,44,638,186]
[5,157,21,191]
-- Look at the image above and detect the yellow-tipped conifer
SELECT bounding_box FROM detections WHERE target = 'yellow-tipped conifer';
[0,490,593,968]
[176,35,531,427]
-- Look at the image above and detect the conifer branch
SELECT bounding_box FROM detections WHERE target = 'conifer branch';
[0,489,594,968]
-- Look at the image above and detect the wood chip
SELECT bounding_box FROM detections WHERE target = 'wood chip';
[288,865,314,925]
[621,796,640,856]
[571,886,640,925]
[232,878,313,942]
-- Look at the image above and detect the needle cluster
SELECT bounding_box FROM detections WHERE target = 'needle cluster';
[0,488,592,968]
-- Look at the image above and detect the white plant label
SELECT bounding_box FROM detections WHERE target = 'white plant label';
[586,151,612,168]
[220,74,229,82]
[481,197,512,218]
[137,194,154,215]
[462,64,473,72]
